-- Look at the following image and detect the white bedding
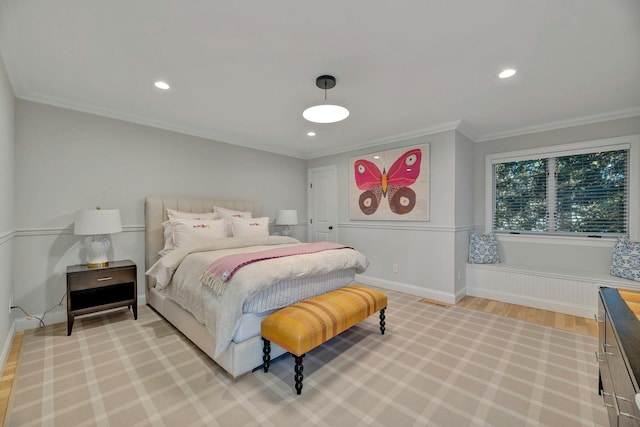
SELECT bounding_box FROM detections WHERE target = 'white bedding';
[146,236,369,357]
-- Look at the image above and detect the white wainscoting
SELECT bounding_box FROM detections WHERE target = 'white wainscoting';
[466,263,640,318]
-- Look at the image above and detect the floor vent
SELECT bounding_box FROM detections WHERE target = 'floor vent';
[419,298,451,308]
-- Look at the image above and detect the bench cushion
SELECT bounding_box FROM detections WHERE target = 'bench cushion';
[261,285,387,356]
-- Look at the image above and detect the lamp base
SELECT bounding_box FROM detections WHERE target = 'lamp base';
[86,235,111,268]
[281,226,292,236]
[87,261,109,269]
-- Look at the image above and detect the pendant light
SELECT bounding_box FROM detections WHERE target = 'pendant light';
[303,75,349,123]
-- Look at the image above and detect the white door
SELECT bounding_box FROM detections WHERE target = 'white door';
[307,165,338,243]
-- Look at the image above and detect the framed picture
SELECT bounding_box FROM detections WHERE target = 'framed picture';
[349,143,429,220]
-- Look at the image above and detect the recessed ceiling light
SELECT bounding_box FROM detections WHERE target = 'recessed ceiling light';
[498,69,517,79]
[307,131,316,137]
[154,81,170,90]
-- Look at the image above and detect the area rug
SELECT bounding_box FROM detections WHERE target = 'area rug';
[6,289,607,426]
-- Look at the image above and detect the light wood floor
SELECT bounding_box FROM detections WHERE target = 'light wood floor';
[0,331,22,427]
[0,298,598,426]
[456,296,598,337]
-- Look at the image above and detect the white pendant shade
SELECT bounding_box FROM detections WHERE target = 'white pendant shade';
[303,104,349,124]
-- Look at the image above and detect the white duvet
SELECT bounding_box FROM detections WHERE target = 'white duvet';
[146,236,369,357]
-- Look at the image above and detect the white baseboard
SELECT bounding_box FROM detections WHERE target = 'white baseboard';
[0,321,16,374]
[466,287,596,319]
[356,274,457,304]
[13,295,147,332]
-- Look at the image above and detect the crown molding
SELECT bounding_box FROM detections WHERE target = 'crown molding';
[305,120,467,160]
[475,107,640,143]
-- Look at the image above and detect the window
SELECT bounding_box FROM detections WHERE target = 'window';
[488,139,634,237]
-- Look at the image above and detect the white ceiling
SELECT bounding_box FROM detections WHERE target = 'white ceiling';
[1,1,639,159]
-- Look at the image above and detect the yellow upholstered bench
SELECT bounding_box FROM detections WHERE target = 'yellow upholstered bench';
[261,285,387,394]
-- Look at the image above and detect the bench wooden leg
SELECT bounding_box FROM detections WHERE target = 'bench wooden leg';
[262,338,271,372]
[379,308,386,335]
[294,354,305,395]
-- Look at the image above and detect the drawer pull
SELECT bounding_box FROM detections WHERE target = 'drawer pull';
[602,343,615,356]
[96,277,113,282]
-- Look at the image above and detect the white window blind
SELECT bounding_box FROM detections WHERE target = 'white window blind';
[492,149,628,236]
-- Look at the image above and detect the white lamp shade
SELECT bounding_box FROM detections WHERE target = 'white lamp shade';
[276,210,298,226]
[74,209,123,235]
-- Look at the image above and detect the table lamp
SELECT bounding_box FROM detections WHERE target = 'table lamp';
[276,210,298,236]
[74,207,123,268]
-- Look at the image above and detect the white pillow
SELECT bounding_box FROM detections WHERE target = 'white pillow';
[158,210,219,256]
[231,217,269,237]
[159,220,174,256]
[167,209,218,220]
[171,218,226,249]
[214,206,253,236]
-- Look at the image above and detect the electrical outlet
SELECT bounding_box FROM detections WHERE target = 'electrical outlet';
[392,264,398,273]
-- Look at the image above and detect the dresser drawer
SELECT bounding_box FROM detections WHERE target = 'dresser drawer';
[600,287,640,427]
[67,267,135,291]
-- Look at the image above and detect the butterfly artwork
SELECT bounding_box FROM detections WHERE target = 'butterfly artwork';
[353,148,422,216]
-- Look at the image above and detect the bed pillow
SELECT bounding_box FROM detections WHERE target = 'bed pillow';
[231,217,269,237]
[159,220,175,256]
[610,236,640,282]
[158,210,219,256]
[468,231,500,264]
[214,206,253,236]
[170,218,226,249]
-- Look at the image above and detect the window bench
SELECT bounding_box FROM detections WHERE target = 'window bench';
[466,262,640,319]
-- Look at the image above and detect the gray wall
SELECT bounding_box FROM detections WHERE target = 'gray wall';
[307,128,475,303]
[13,100,308,324]
[0,53,15,361]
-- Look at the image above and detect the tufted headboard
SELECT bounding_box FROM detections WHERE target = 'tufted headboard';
[144,195,262,290]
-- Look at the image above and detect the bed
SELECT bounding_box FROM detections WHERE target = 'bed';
[144,195,368,378]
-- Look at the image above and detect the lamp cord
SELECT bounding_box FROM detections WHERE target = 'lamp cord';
[11,292,66,328]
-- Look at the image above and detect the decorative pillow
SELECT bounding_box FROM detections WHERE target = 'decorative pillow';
[610,237,640,282]
[170,218,226,249]
[468,231,500,264]
[167,209,218,221]
[214,206,253,236]
[231,217,269,237]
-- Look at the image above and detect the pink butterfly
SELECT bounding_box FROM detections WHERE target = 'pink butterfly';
[354,148,422,215]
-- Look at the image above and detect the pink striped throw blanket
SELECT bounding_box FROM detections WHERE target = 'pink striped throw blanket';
[200,242,352,295]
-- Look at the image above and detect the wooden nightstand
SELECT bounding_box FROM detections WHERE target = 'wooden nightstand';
[66,259,137,336]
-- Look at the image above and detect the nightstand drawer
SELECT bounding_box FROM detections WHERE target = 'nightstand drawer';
[67,267,135,291]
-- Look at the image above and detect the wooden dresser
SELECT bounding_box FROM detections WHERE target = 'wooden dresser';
[598,287,640,426]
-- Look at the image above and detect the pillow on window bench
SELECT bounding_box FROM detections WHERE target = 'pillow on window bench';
[468,231,500,264]
[610,236,640,282]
